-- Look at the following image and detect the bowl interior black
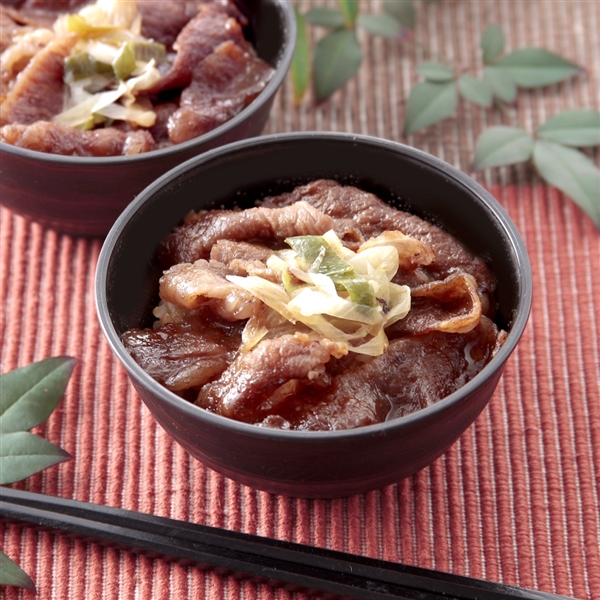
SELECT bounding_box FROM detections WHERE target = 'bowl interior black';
[242,0,291,63]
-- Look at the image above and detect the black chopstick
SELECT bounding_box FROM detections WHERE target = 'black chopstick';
[0,487,575,600]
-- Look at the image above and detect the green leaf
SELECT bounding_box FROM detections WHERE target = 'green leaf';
[416,62,455,82]
[533,140,600,226]
[0,356,76,434]
[382,0,416,30]
[0,431,70,484]
[473,126,534,169]
[291,7,311,104]
[305,7,345,29]
[494,48,580,88]
[313,29,363,101]
[480,24,504,64]
[537,109,600,148]
[0,551,35,591]
[403,81,458,135]
[357,14,401,38]
[458,74,493,107]
[338,0,360,27]
[483,66,517,103]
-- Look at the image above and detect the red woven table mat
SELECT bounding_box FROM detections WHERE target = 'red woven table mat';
[1,1,599,598]
[2,181,598,599]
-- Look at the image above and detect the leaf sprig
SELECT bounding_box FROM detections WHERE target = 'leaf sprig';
[407,25,599,226]
[293,0,418,102]
[403,24,582,135]
[0,356,76,591]
[473,111,600,226]
[292,6,598,226]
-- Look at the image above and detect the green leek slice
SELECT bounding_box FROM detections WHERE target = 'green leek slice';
[111,42,136,80]
[112,41,166,80]
[61,14,116,38]
[64,53,113,81]
[285,235,377,307]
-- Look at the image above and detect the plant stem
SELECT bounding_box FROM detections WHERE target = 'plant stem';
[494,100,519,126]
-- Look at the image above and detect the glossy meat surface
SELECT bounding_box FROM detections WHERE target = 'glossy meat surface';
[138,1,210,50]
[197,333,344,422]
[160,201,335,267]
[1,120,156,155]
[124,181,506,431]
[147,2,250,95]
[167,40,274,144]
[122,311,244,392]
[0,34,76,126]
[277,334,470,430]
[159,259,260,320]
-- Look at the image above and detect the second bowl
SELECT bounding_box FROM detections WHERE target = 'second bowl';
[0,0,295,236]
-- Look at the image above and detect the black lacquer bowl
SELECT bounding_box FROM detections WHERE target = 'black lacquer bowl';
[0,0,295,237]
[95,133,532,498]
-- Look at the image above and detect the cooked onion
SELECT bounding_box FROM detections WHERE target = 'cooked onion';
[52,0,164,130]
[228,230,412,356]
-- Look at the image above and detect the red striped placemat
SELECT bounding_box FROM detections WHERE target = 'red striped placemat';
[1,186,598,600]
[1,1,599,598]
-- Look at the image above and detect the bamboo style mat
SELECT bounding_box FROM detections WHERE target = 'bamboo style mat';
[1,1,599,599]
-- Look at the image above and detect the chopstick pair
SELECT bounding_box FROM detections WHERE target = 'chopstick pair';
[0,487,574,600]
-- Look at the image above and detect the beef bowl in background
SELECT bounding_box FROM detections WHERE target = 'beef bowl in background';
[0,0,295,237]
[95,132,532,498]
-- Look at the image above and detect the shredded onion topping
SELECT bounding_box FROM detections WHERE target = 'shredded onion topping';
[52,0,165,130]
[227,230,412,356]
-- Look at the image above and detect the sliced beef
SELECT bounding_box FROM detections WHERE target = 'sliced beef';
[210,240,274,265]
[138,0,204,50]
[260,180,497,317]
[207,240,281,280]
[160,201,335,266]
[122,313,243,392]
[196,333,343,422]
[167,40,274,144]
[148,1,250,95]
[0,6,30,53]
[260,394,385,431]
[0,120,156,156]
[0,34,77,126]
[194,316,505,430]
[388,272,483,337]
[465,315,507,372]
[159,258,260,319]
[205,0,248,25]
[138,0,247,50]
[1,27,55,85]
[285,333,471,430]
[148,101,179,147]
